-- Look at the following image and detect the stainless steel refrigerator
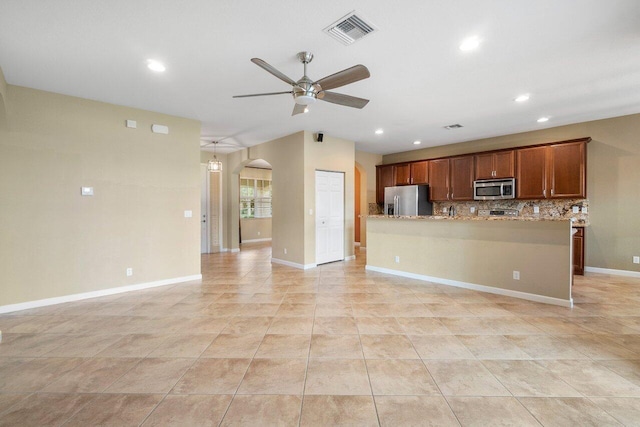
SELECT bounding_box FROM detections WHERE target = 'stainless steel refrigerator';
[384,185,433,216]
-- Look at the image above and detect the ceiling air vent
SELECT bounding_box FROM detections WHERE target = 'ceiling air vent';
[323,11,377,45]
[444,124,464,130]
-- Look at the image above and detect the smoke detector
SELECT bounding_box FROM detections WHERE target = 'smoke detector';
[323,11,377,45]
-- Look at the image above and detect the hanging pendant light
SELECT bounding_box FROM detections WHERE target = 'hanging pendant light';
[207,141,222,172]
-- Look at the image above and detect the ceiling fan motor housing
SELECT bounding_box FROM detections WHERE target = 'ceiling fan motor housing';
[293,79,321,105]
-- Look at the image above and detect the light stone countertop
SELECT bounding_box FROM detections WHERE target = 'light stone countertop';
[367,215,589,227]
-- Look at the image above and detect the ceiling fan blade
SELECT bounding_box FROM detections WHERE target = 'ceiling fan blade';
[233,91,293,98]
[319,91,369,109]
[251,58,298,86]
[292,104,307,116]
[314,64,370,91]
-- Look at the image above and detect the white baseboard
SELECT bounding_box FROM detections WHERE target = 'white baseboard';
[345,255,356,261]
[271,258,316,270]
[230,248,240,253]
[0,274,203,314]
[365,265,573,308]
[241,238,272,243]
[585,266,640,278]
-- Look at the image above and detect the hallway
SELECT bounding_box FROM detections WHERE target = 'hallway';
[0,242,640,425]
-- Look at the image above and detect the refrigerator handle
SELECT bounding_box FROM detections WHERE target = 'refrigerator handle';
[394,195,399,217]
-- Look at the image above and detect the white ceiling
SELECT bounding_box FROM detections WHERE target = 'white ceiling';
[1,0,639,155]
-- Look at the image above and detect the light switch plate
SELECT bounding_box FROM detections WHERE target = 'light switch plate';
[633,256,640,264]
[81,187,94,196]
[184,210,192,218]
[572,206,579,213]
[581,206,588,213]
[470,207,476,214]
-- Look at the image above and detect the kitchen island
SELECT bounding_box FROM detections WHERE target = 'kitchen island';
[366,215,574,307]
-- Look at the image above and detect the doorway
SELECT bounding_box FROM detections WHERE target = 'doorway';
[200,164,210,253]
[316,170,345,265]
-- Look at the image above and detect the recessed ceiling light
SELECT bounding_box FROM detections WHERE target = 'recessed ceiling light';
[147,59,166,72]
[459,36,481,51]
[537,117,549,123]
[515,94,530,102]
[375,129,384,135]
[413,140,421,145]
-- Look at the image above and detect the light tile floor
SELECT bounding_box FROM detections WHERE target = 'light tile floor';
[1,242,640,425]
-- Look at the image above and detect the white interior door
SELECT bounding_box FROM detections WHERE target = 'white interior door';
[200,164,210,254]
[316,170,344,265]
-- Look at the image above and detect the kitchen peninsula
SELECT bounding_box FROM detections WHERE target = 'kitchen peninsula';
[366,215,575,307]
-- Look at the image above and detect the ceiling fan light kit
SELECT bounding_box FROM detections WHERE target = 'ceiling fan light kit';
[233,51,370,116]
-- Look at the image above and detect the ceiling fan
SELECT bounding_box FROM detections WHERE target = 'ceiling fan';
[233,51,370,116]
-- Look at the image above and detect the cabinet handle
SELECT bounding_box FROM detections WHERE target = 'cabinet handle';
[543,189,546,198]
[410,178,413,184]
[551,188,554,196]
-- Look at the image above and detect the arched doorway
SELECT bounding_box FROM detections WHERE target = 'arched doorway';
[238,159,273,249]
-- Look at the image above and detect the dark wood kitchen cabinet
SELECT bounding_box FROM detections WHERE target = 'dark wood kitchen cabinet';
[376,164,394,204]
[391,161,429,186]
[450,155,475,201]
[394,163,411,185]
[410,161,429,185]
[475,150,515,180]
[516,139,587,199]
[428,159,450,201]
[573,227,585,275]
[428,156,474,201]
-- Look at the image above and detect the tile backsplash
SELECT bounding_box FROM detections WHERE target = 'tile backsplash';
[433,199,589,224]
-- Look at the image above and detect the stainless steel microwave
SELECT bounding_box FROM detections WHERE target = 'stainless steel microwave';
[473,178,515,200]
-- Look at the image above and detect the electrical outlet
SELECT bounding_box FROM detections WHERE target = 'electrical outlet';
[284,248,287,255]
[395,256,400,263]
[572,206,579,214]
[633,256,640,264]
[581,206,588,214]
[126,268,133,277]
[470,206,476,214]
[513,270,520,280]
[533,206,540,214]
[442,207,448,214]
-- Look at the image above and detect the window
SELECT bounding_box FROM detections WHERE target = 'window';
[240,178,272,218]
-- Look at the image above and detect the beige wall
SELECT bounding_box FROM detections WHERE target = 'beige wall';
[220,131,356,266]
[0,68,7,128]
[355,150,383,248]
[367,218,572,303]
[0,84,202,307]
[382,113,640,272]
[303,132,355,265]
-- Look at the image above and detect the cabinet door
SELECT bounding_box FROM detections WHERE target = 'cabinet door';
[474,153,494,180]
[394,164,411,186]
[549,141,586,198]
[410,161,429,185]
[376,165,394,204]
[428,159,450,201]
[573,227,584,275]
[450,155,474,201]
[516,146,547,199]
[493,150,515,179]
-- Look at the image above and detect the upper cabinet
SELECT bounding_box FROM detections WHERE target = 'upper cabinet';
[475,150,514,180]
[516,139,587,199]
[394,164,411,186]
[391,160,429,186]
[410,161,429,185]
[376,165,394,204]
[450,155,475,201]
[428,156,474,201]
[428,159,450,201]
